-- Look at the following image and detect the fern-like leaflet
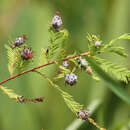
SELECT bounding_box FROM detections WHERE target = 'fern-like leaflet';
[0,85,21,100]
[93,56,130,83]
[39,27,69,65]
[35,70,83,115]
[102,34,130,57]
[5,44,33,75]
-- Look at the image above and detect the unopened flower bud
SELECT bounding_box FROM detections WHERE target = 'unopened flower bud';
[52,12,62,31]
[77,56,82,64]
[45,48,49,55]
[62,61,69,67]
[95,41,101,46]
[77,57,88,69]
[86,66,92,74]
[21,48,33,60]
[78,109,88,120]
[65,73,78,86]
[12,35,26,48]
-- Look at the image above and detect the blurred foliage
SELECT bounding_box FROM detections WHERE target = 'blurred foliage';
[0,0,130,130]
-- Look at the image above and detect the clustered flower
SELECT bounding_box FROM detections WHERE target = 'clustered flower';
[62,60,69,67]
[21,47,33,60]
[52,12,62,31]
[65,73,78,86]
[77,109,89,120]
[77,56,88,69]
[11,35,26,48]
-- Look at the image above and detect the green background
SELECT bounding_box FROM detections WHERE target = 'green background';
[0,0,130,130]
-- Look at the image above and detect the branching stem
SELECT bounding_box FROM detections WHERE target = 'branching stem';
[0,51,90,85]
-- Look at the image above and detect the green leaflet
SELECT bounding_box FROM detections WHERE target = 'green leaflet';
[39,48,48,65]
[61,91,83,115]
[93,56,130,83]
[39,28,68,65]
[91,73,100,81]
[0,85,21,100]
[103,34,130,57]
[48,27,69,60]
[5,44,20,75]
[104,33,130,49]
[86,57,130,104]
[103,45,128,57]
[35,71,83,115]
[107,48,127,57]
[54,65,71,80]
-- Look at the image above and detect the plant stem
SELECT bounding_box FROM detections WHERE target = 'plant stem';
[0,51,90,85]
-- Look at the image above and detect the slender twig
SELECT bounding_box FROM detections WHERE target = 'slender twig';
[0,51,90,85]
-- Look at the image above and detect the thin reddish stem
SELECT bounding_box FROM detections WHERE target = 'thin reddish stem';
[0,51,90,85]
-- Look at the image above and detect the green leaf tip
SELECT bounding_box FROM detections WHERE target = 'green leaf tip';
[0,85,21,100]
[104,33,130,49]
